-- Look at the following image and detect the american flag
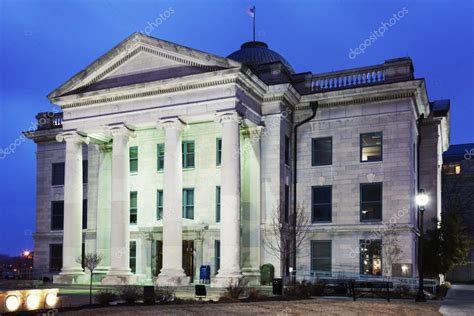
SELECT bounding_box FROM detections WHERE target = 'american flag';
[247,6,255,18]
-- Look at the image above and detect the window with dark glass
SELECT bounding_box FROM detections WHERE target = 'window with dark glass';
[285,135,290,166]
[82,199,87,229]
[157,144,165,171]
[157,190,163,220]
[360,183,382,221]
[311,137,332,166]
[51,201,64,231]
[182,141,195,168]
[49,244,62,272]
[130,146,138,173]
[130,241,137,273]
[311,240,332,272]
[360,239,382,275]
[182,188,194,219]
[52,162,65,185]
[130,191,137,224]
[360,132,382,162]
[83,160,88,183]
[443,163,462,175]
[216,186,221,223]
[216,138,222,166]
[311,186,332,222]
[215,240,220,274]
[284,185,290,223]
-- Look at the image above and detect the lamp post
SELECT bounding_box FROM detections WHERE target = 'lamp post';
[415,189,429,302]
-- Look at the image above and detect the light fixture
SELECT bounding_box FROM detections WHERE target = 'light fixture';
[5,295,21,312]
[26,294,40,310]
[416,190,429,207]
[45,293,58,308]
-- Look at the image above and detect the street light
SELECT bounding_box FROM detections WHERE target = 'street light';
[415,189,429,302]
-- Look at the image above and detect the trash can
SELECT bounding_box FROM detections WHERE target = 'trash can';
[272,278,283,295]
[260,264,275,285]
[143,285,155,304]
[200,265,211,284]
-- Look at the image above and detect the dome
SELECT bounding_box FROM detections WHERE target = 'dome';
[227,41,294,73]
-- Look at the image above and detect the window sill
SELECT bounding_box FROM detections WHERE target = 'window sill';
[360,160,383,164]
[51,185,64,188]
[183,168,195,171]
[311,221,332,224]
[311,164,333,167]
[130,172,138,176]
[360,220,383,224]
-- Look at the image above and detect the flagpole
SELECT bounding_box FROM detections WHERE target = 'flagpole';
[253,5,256,42]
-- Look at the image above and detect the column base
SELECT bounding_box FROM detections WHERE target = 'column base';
[242,268,261,286]
[53,271,86,285]
[155,275,190,286]
[101,268,135,285]
[211,273,243,288]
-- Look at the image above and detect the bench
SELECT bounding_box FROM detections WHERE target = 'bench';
[350,280,393,302]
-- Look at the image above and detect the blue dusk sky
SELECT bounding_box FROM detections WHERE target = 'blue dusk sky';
[0,0,472,256]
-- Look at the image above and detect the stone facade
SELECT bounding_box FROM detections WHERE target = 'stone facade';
[26,33,449,285]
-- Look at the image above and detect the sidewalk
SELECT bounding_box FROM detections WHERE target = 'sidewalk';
[440,284,474,316]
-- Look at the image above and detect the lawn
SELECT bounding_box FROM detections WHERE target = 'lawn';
[61,298,442,315]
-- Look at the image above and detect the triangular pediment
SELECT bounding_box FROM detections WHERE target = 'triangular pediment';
[48,33,240,100]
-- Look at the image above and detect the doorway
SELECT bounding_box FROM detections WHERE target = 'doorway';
[155,240,194,281]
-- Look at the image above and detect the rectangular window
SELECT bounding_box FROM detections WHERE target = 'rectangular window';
[130,241,137,273]
[130,191,137,224]
[51,201,64,231]
[360,183,382,222]
[82,199,87,229]
[216,186,221,223]
[215,240,220,274]
[284,185,290,223]
[285,135,290,166]
[49,244,62,272]
[130,146,138,173]
[52,162,65,186]
[311,186,332,222]
[311,240,332,272]
[157,143,165,171]
[182,188,194,219]
[360,132,382,162]
[157,190,163,220]
[311,137,332,166]
[216,138,222,166]
[360,239,382,275]
[182,141,195,168]
[83,160,88,183]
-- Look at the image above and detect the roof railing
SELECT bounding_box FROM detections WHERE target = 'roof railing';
[36,112,63,130]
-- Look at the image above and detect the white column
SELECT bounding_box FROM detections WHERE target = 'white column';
[214,111,243,286]
[156,117,189,286]
[102,124,135,285]
[56,132,89,279]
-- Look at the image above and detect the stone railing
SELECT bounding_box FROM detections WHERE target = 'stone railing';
[36,112,63,130]
[310,57,414,92]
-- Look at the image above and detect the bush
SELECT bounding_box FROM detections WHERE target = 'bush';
[441,281,452,289]
[155,286,176,303]
[118,285,143,303]
[246,287,267,301]
[310,281,324,296]
[393,284,414,298]
[97,289,119,305]
[285,280,312,299]
[223,278,249,299]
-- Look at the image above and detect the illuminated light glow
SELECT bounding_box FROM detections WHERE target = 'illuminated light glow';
[26,294,41,310]
[23,250,31,257]
[416,190,429,207]
[401,264,409,274]
[5,295,21,312]
[45,293,58,307]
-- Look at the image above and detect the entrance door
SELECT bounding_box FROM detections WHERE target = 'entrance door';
[156,241,163,276]
[182,240,194,280]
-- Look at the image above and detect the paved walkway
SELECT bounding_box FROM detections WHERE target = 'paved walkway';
[440,284,474,316]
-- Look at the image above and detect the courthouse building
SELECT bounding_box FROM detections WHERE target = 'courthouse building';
[26,33,450,286]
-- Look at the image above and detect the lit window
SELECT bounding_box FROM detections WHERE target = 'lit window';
[360,239,382,275]
[361,132,382,162]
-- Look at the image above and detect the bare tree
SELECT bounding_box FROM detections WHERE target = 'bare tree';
[263,205,310,284]
[381,225,403,277]
[77,253,102,305]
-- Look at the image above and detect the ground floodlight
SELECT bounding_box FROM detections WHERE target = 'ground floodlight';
[5,295,21,312]
[45,293,58,308]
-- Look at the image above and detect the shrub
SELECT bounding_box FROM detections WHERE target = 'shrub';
[285,280,312,299]
[223,278,249,299]
[246,287,267,301]
[118,285,143,303]
[155,286,176,303]
[393,284,414,298]
[96,289,119,305]
[310,281,324,296]
[441,281,452,289]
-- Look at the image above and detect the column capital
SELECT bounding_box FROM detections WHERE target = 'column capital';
[108,124,136,138]
[157,116,188,131]
[215,110,243,125]
[56,131,90,144]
